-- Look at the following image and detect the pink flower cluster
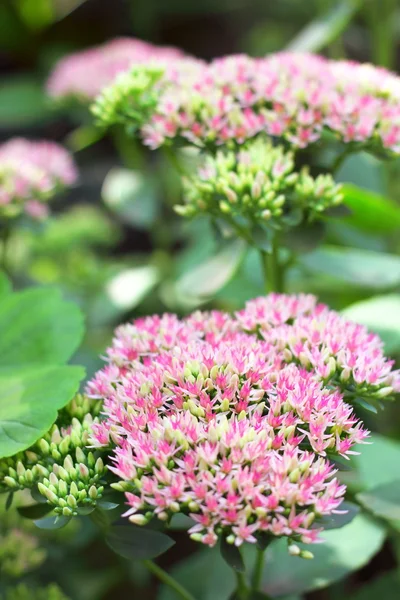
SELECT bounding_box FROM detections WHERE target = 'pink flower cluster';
[0,138,77,220]
[127,52,400,154]
[88,294,399,548]
[47,37,189,101]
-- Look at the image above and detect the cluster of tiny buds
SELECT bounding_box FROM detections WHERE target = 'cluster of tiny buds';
[179,138,342,224]
[0,396,107,515]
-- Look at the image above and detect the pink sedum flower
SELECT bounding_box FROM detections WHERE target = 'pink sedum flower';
[96,51,400,155]
[0,138,77,220]
[85,293,400,549]
[47,37,190,102]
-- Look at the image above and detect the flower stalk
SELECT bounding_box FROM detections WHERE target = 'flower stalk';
[143,559,196,600]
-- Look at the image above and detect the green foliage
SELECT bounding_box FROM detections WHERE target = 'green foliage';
[340,184,400,234]
[0,284,85,457]
[286,0,361,52]
[0,527,46,577]
[0,583,69,600]
[342,295,400,353]
[0,77,53,128]
[106,525,175,560]
[357,480,400,522]
[261,515,385,596]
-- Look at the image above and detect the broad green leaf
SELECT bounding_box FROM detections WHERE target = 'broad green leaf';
[18,503,53,519]
[262,515,385,596]
[0,272,11,298]
[34,515,71,530]
[340,184,400,234]
[301,246,400,289]
[336,152,384,194]
[0,364,84,457]
[314,501,359,530]
[287,0,360,52]
[106,525,175,560]
[158,548,236,600]
[175,240,246,307]
[0,287,84,367]
[105,266,159,311]
[0,76,52,127]
[356,480,400,522]
[352,434,400,492]
[348,571,400,600]
[221,537,245,572]
[102,167,159,229]
[342,295,400,353]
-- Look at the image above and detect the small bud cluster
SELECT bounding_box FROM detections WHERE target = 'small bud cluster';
[87,294,399,549]
[0,396,107,517]
[0,138,77,220]
[93,52,400,155]
[179,138,342,223]
[47,36,187,102]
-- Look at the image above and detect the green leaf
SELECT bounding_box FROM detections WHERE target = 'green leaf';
[0,287,84,367]
[175,239,246,307]
[352,434,400,492]
[34,515,71,530]
[102,167,159,229]
[356,480,400,522]
[0,364,85,457]
[0,76,53,127]
[313,501,359,530]
[342,295,400,354]
[348,571,400,600]
[18,503,53,519]
[287,0,360,52]
[158,548,236,600]
[340,184,400,234]
[261,515,385,596]
[300,246,400,289]
[220,537,245,572]
[106,525,175,560]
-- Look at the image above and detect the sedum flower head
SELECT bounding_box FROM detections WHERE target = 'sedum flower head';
[0,138,77,220]
[86,293,400,548]
[178,138,342,223]
[47,37,186,102]
[0,529,46,578]
[94,52,400,155]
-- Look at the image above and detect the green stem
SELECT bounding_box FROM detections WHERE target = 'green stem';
[163,145,188,177]
[366,0,396,69]
[251,548,265,592]
[143,559,197,600]
[260,237,283,293]
[234,570,250,600]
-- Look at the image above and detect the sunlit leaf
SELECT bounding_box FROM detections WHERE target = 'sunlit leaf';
[175,240,246,306]
[102,167,159,229]
[301,246,400,289]
[340,184,400,234]
[352,434,400,492]
[287,0,360,52]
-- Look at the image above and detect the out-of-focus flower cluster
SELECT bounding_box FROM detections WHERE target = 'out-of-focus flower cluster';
[93,52,400,155]
[47,37,189,102]
[178,138,342,224]
[1,584,69,600]
[0,395,107,518]
[87,294,399,549]
[0,138,77,221]
[0,528,46,578]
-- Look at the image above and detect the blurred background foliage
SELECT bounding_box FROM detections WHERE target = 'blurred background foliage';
[1,0,400,598]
